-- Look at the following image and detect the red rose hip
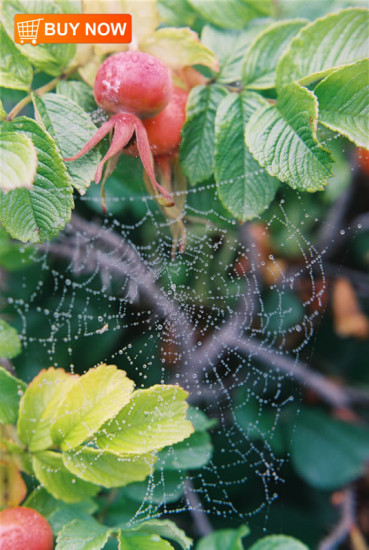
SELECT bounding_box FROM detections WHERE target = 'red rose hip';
[0,507,54,550]
[94,50,173,118]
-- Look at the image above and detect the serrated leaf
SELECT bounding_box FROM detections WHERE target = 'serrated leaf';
[56,518,112,550]
[51,364,134,450]
[32,451,99,503]
[180,85,228,185]
[127,519,192,550]
[0,366,26,424]
[246,83,333,191]
[291,409,369,490]
[0,117,74,243]
[17,367,77,452]
[0,319,21,358]
[215,91,279,221]
[157,430,212,470]
[201,21,271,84]
[34,93,101,195]
[1,0,76,76]
[63,448,156,488]
[0,129,37,193]
[187,0,273,29]
[196,525,249,550]
[56,80,97,112]
[96,385,194,455]
[0,24,32,90]
[315,59,369,149]
[242,19,307,89]
[276,8,369,89]
[119,531,174,550]
[141,27,218,71]
[249,535,309,550]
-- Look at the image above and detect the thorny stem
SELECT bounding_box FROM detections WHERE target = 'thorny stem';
[6,64,80,121]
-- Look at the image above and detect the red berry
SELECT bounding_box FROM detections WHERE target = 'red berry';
[0,507,54,550]
[94,51,173,119]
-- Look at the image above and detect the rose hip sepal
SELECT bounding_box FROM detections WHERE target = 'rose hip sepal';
[64,113,174,206]
[0,506,54,550]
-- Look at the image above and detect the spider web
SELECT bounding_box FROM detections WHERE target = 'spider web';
[3,130,363,536]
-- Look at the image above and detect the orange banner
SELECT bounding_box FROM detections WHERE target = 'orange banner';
[14,14,132,45]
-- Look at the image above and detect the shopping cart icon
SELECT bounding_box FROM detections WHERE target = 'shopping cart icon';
[17,18,43,45]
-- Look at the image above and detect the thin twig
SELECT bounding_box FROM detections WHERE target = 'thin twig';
[184,479,213,537]
[319,487,356,550]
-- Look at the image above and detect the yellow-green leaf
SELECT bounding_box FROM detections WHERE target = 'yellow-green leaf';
[51,364,134,450]
[96,385,194,455]
[0,130,37,193]
[141,27,219,71]
[17,367,77,452]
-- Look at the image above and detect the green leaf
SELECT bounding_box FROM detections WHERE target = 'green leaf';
[25,487,97,536]
[63,448,156,488]
[242,19,307,89]
[314,59,369,149]
[1,0,76,76]
[187,407,217,432]
[157,0,199,28]
[119,531,174,550]
[123,470,185,504]
[56,80,97,112]
[32,451,99,503]
[51,364,134,450]
[0,366,26,424]
[201,21,271,84]
[196,525,249,550]
[0,319,21,359]
[33,93,101,195]
[215,91,279,221]
[180,85,228,185]
[56,519,112,550]
[249,535,309,550]
[17,367,77,452]
[291,409,369,490]
[245,83,333,191]
[0,129,37,193]
[157,431,212,470]
[0,24,32,90]
[0,117,74,243]
[187,0,273,29]
[96,385,194,455]
[0,227,34,270]
[0,100,6,120]
[126,519,192,550]
[141,27,219,71]
[276,8,369,89]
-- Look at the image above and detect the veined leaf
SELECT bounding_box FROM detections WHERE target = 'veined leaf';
[0,24,32,90]
[33,451,99,503]
[0,129,37,193]
[96,385,194,455]
[56,519,112,550]
[0,366,26,424]
[51,364,134,450]
[242,19,307,89]
[180,85,228,185]
[201,20,271,84]
[126,520,192,550]
[1,0,76,76]
[315,59,369,149]
[0,117,74,244]
[249,535,309,550]
[276,8,369,89]
[0,319,21,358]
[157,0,199,27]
[215,91,279,221]
[63,448,156,488]
[157,430,212,470]
[196,525,249,550]
[245,83,333,191]
[118,531,174,550]
[187,0,273,29]
[56,80,97,112]
[34,93,101,195]
[17,367,77,452]
[141,27,218,71]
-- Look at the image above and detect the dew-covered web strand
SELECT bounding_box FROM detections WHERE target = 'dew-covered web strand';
[5,135,366,530]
